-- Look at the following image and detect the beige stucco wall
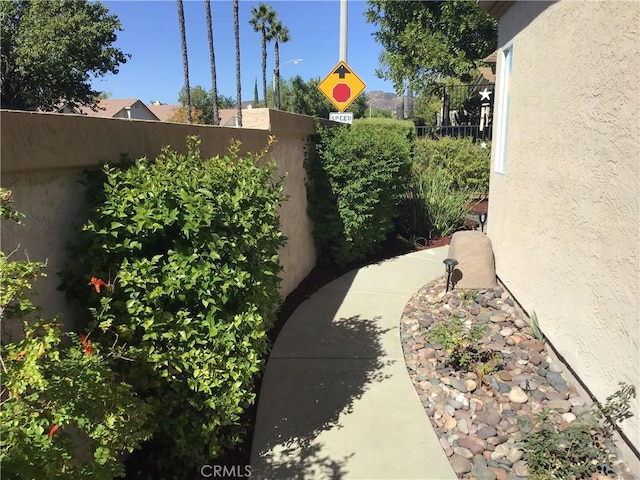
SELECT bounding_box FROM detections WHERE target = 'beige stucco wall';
[1,109,317,328]
[487,0,639,458]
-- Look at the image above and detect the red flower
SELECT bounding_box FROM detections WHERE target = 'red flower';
[80,334,94,356]
[89,277,107,293]
[48,425,59,439]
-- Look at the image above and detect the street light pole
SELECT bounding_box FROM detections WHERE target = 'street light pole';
[273,58,303,108]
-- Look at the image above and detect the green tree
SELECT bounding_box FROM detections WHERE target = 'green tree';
[366,0,497,93]
[178,86,234,124]
[270,20,290,110]
[233,0,242,126]
[249,3,276,108]
[204,0,220,125]
[0,0,129,111]
[176,0,191,123]
[279,76,367,119]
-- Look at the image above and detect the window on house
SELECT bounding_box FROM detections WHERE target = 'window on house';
[494,43,513,174]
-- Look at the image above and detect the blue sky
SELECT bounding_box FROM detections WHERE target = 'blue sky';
[92,0,396,104]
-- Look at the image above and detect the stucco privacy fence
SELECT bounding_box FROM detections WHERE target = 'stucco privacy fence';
[0,108,318,330]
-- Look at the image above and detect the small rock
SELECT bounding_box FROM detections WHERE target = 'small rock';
[498,371,513,382]
[488,466,509,480]
[548,363,563,373]
[445,416,458,431]
[487,435,509,446]
[453,446,474,459]
[546,399,571,413]
[545,390,569,401]
[478,426,497,440]
[490,443,511,461]
[486,411,501,426]
[499,327,514,337]
[506,448,523,464]
[450,378,468,393]
[465,379,478,393]
[513,318,526,328]
[490,314,508,323]
[568,396,585,407]
[529,354,543,366]
[512,460,528,477]
[451,454,472,474]
[439,436,454,457]
[457,418,469,435]
[561,412,577,423]
[471,456,497,480]
[457,437,485,456]
[508,386,529,404]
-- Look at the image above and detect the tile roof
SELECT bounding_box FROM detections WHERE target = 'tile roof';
[147,104,180,122]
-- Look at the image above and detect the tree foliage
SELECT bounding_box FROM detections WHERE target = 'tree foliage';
[0,188,152,479]
[306,119,414,264]
[279,76,367,119]
[0,0,129,111]
[249,3,276,108]
[60,137,287,475]
[177,85,234,124]
[270,19,290,110]
[366,0,497,93]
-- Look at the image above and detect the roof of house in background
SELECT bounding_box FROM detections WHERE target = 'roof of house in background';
[74,99,159,120]
[146,103,180,122]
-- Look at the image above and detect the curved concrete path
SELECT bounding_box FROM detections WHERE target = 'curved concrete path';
[251,247,457,480]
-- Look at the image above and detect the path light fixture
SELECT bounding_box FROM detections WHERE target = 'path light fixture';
[479,212,487,233]
[443,258,458,292]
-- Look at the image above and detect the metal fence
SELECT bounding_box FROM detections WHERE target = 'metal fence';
[415,83,494,141]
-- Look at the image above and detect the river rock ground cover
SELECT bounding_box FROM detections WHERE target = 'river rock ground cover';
[400,277,635,480]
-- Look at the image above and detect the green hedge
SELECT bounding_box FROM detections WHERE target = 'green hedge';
[61,137,286,475]
[414,136,490,195]
[305,118,414,265]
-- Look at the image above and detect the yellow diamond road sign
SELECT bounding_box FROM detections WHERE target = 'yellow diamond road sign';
[318,61,366,112]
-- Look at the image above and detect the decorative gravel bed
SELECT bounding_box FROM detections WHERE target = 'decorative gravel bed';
[400,277,634,480]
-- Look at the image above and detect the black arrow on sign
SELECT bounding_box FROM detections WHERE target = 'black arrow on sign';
[333,65,351,78]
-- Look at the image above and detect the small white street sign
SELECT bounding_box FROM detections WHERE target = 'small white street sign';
[329,112,353,124]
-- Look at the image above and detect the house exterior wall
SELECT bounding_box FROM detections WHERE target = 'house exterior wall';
[1,109,317,329]
[112,101,159,120]
[486,0,639,458]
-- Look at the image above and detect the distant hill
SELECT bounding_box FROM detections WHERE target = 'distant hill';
[365,90,398,113]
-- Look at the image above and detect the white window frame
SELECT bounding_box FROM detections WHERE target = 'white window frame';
[494,43,513,174]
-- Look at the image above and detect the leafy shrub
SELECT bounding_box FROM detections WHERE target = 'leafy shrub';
[523,383,636,479]
[414,136,490,195]
[429,315,501,378]
[406,165,471,239]
[0,188,152,479]
[305,118,414,265]
[61,137,287,474]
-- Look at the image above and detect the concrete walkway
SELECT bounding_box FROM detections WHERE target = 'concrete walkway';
[250,247,457,480]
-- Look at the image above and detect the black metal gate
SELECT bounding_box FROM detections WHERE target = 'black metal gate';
[415,83,494,141]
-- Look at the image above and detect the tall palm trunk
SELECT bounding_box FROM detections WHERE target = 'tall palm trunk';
[271,22,289,111]
[233,0,242,126]
[204,0,219,125]
[177,0,191,123]
[274,40,281,110]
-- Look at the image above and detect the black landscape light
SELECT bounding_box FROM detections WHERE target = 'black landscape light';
[443,258,458,292]
[478,212,487,233]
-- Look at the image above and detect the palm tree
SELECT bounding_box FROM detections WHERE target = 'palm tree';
[249,3,275,108]
[204,0,219,125]
[270,21,290,110]
[233,0,242,126]
[176,0,191,123]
